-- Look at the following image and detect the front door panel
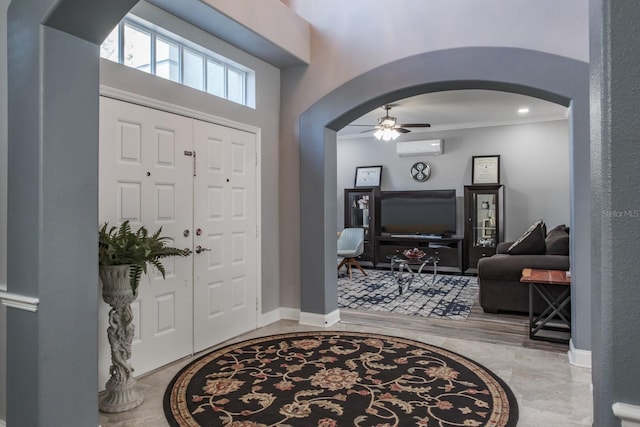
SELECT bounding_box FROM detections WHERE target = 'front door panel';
[98,97,194,386]
[192,120,257,352]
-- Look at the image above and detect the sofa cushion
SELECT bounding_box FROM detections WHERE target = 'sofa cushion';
[547,224,569,235]
[546,226,570,255]
[507,220,546,255]
[477,253,570,281]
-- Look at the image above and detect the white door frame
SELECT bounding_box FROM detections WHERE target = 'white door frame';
[99,84,263,331]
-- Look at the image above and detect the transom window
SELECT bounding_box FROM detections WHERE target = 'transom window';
[101,16,253,107]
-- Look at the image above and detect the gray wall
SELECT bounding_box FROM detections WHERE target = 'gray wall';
[0,0,8,420]
[590,0,640,425]
[5,0,138,423]
[337,120,571,241]
[101,1,282,314]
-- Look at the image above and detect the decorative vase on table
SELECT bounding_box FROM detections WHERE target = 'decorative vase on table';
[98,264,144,413]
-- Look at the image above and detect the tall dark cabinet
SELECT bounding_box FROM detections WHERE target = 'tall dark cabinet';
[343,187,381,266]
[464,184,504,273]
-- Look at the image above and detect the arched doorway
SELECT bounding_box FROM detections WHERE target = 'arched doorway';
[298,47,590,357]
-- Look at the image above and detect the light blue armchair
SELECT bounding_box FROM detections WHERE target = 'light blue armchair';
[337,228,368,279]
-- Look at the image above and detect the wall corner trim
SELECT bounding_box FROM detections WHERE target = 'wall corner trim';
[613,402,640,427]
[568,339,591,368]
[299,310,340,327]
[0,291,39,312]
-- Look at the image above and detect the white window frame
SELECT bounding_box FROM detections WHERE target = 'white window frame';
[101,15,251,107]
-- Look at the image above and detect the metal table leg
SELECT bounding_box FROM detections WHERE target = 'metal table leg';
[528,282,571,343]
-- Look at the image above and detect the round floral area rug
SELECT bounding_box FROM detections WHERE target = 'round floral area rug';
[164,331,518,427]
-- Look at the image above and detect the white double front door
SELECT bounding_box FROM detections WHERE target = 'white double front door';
[98,97,258,386]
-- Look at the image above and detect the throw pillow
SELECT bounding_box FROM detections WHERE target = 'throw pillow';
[546,224,567,235]
[507,220,547,255]
[546,226,570,255]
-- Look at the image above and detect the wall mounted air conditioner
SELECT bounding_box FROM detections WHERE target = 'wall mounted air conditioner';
[396,139,443,157]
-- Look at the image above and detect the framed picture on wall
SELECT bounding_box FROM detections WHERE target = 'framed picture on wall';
[354,165,383,187]
[472,155,500,184]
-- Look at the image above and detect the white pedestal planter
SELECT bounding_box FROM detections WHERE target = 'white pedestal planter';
[98,265,144,413]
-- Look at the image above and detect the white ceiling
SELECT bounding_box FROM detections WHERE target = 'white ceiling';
[337,89,569,139]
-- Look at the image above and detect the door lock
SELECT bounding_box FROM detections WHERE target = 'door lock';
[195,245,211,254]
[182,247,193,256]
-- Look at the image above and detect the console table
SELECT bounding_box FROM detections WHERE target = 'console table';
[375,235,463,273]
[520,268,571,344]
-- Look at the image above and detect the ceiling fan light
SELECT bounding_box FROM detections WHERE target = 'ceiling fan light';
[374,127,399,142]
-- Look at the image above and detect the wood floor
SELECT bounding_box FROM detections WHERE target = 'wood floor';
[339,278,569,353]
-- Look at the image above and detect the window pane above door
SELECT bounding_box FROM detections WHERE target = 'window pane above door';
[183,48,204,91]
[227,67,245,104]
[156,37,179,82]
[101,26,119,63]
[124,23,151,74]
[206,59,225,97]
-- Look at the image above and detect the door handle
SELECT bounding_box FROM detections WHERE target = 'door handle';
[182,247,193,256]
[195,245,211,254]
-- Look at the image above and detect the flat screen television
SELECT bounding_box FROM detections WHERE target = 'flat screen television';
[380,189,457,236]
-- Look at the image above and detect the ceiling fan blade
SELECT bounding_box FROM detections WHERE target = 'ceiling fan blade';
[395,128,411,134]
[359,128,375,133]
[398,123,431,128]
[347,124,376,127]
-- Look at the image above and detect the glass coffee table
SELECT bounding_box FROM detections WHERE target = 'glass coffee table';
[387,254,439,295]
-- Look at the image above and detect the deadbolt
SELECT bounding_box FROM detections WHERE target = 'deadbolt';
[196,228,203,236]
[183,229,190,237]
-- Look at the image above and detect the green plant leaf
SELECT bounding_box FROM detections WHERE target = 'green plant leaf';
[99,220,187,294]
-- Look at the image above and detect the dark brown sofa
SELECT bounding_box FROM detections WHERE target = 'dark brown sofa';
[477,223,570,314]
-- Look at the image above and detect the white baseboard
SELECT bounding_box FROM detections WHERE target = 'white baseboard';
[568,339,592,368]
[261,307,344,328]
[278,307,301,321]
[259,308,284,327]
[260,307,300,327]
[299,309,340,327]
[613,402,640,427]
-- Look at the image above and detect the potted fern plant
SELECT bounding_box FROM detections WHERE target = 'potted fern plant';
[98,220,187,295]
[97,220,186,413]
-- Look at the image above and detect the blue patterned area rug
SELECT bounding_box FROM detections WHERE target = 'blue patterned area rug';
[338,269,478,320]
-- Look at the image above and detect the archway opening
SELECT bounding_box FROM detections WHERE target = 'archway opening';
[334,88,570,326]
[298,47,590,357]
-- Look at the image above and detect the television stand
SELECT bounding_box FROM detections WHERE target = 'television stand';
[375,235,463,274]
[390,233,445,239]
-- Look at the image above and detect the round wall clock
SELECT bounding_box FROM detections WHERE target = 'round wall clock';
[410,162,431,182]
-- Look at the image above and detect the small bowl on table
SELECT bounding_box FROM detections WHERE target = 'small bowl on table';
[403,248,426,260]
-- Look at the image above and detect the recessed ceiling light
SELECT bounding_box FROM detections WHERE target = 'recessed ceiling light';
[518,107,530,114]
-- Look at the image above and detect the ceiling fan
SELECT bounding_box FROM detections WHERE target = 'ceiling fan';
[348,104,431,141]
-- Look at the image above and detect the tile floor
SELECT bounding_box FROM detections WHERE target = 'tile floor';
[99,319,593,427]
